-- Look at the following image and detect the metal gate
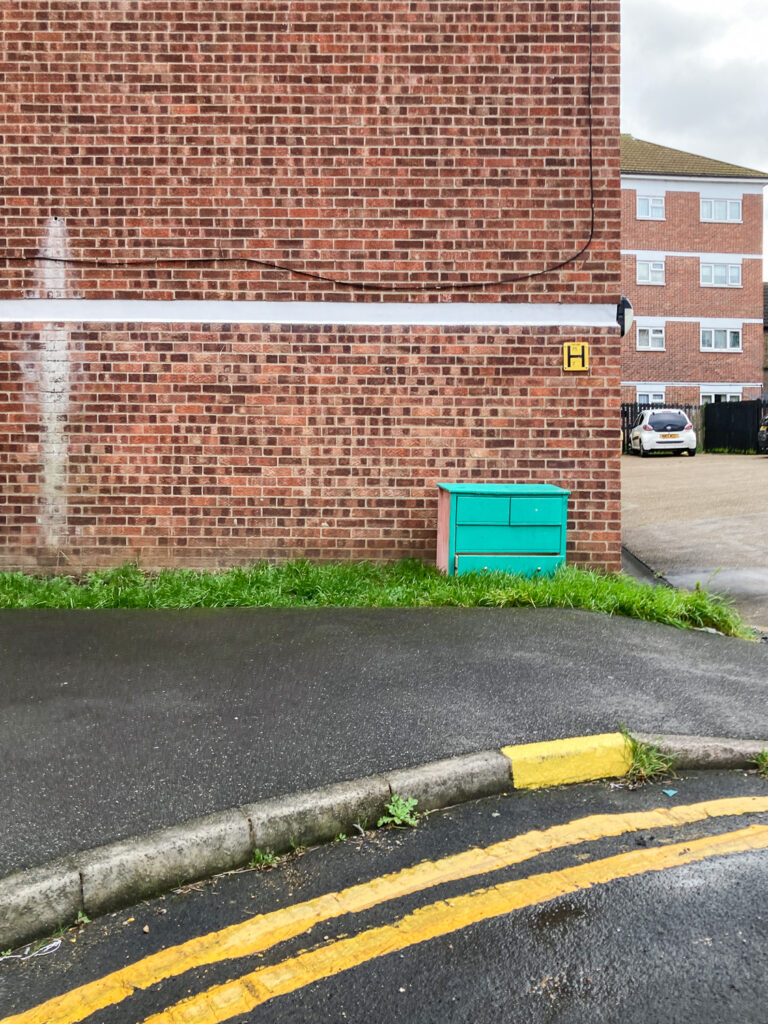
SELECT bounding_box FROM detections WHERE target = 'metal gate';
[703,399,765,453]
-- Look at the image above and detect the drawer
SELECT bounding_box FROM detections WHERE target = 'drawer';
[455,524,562,555]
[455,495,510,525]
[509,496,564,526]
[456,554,564,577]
[456,494,564,526]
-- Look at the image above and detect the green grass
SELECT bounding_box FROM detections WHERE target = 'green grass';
[751,750,768,779]
[0,559,754,639]
[621,728,677,786]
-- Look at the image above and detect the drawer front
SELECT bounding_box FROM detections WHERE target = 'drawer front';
[455,524,562,555]
[455,495,510,525]
[508,496,564,526]
[456,494,565,526]
[456,554,564,577]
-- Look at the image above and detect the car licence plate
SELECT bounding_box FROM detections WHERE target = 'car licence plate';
[660,433,678,439]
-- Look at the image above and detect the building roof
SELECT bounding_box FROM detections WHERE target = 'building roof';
[621,135,768,180]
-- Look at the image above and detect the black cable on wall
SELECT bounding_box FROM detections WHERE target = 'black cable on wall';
[7,0,597,294]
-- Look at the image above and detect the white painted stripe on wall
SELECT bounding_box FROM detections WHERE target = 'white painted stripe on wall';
[622,250,761,261]
[0,299,620,328]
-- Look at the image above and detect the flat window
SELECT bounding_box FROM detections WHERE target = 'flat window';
[637,327,665,350]
[700,198,742,222]
[700,328,742,351]
[700,262,741,287]
[701,391,742,404]
[637,196,665,220]
[637,260,665,285]
[637,389,665,404]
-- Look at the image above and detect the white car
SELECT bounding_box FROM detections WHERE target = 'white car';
[629,408,697,457]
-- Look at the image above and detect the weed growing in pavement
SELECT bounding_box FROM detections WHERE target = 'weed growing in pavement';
[0,560,754,639]
[249,848,279,870]
[377,794,420,828]
[751,750,768,778]
[621,727,677,786]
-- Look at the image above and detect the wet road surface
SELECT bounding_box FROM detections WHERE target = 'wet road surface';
[2,770,767,1023]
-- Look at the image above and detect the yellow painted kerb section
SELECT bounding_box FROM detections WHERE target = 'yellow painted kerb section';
[502,732,630,789]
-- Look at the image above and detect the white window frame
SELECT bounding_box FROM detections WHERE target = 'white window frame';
[637,259,665,285]
[700,327,742,352]
[700,388,742,404]
[700,262,742,287]
[700,198,742,223]
[636,326,665,351]
[636,386,666,405]
[637,195,665,220]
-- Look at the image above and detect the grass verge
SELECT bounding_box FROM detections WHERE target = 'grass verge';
[0,559,754,638]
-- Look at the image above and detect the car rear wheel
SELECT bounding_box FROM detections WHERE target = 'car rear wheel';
[640,445,648,458]
[688,448,696,457]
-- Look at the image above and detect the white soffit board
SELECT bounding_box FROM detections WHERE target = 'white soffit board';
[623,250,760,261]
[622,380,763,388]
[621,175,767,194]
[635,317,761,328]
[0,299,619,329]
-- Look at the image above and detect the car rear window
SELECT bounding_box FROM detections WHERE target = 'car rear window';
[649,413,688,430]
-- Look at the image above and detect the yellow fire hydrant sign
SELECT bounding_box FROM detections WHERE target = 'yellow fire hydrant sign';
[563,341,589,371]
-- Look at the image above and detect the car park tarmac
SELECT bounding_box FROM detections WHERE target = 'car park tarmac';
[622,452,768,631]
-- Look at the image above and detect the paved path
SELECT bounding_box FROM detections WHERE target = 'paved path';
[2,608,767,877]
[622,452,768,629]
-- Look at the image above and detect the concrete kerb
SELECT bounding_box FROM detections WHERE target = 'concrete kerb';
[1,733,765,952]
[635,734,768,771]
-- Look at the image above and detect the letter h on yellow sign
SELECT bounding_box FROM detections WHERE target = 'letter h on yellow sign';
[563,341,589,372]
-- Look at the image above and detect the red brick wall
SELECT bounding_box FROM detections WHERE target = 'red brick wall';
[621,190,762,257]
[621,254,762,320]
[1,323,621,571]
[0,1,623,573]
[621,184,764,401]
[621,322,763,398]
[1,0,620,303]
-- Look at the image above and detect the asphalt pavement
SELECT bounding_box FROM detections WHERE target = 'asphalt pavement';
[2,607,767,878]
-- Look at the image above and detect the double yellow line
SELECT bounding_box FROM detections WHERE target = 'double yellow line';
[5,796,768,1024]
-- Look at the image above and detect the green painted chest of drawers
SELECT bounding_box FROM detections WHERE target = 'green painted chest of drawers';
[436,483,570,577]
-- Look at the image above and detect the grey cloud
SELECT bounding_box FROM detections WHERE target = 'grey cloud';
[621,0,768,172]
[621,0,730,59]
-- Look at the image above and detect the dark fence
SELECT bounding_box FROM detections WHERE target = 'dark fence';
[703,399,768,453]
[621,403,701,453]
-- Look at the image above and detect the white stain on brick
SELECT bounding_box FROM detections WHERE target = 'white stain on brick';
[32,217,74,549]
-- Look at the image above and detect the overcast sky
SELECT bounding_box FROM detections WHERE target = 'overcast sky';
[621,0,768,277]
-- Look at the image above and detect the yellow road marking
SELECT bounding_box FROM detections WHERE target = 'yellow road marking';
[4,796,768,1024]
[142,824,768,1024]
[502,732,631,789]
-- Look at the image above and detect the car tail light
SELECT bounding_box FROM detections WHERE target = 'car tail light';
[684,423,693,430]
[643,425,654,431]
